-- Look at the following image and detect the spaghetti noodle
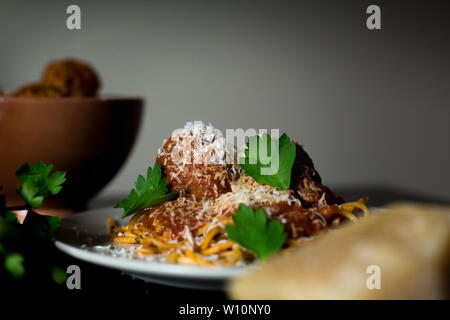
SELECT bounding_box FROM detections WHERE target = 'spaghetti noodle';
[111,185,369,267]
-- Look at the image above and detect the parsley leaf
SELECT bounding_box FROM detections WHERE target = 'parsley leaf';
[4,252,25,279]
[240,133,296,190]
[115,163,177,218]
[50,266,68,285]
[226,204,287,260]
[15,161,66,208]
[1,161,66,284]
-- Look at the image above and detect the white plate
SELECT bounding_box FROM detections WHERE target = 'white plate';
[53,207,252,290]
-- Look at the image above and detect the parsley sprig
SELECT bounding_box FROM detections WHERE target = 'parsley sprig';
[226,204,287,260]
[0,161,66,282]
[115,163,177,218]
[15,161,66,209]
[240,133,296,190]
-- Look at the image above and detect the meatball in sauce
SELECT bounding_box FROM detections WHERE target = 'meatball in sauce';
[156,121,237,200]
[144,121,343,243]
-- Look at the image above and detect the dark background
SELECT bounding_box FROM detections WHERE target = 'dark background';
[1,0,449,201]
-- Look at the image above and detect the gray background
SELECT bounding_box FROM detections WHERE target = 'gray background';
[1,0,449,201]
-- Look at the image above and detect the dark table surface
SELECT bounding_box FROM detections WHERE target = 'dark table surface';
[17,185,450,299]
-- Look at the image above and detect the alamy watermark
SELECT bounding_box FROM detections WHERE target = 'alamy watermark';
[66,5,381,32]
[66,264,81,289]
[366,5,381,30]
[167,121,280,175]
[66,5,81,30]
[366,264,381,290]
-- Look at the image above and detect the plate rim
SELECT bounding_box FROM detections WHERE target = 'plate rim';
[54,206,251,280]
[54,205,378,281]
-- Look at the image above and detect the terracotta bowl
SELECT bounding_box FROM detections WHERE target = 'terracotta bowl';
[0,96,143,215]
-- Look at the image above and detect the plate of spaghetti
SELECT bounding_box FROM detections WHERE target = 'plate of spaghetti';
[54,121,370,290]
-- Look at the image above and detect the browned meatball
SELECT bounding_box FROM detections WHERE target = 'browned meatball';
[42,59,100,97]
[13,83,65,97]
[142,197,215,241]
[156,122,236,200]
[157,136,234,200]
[290,143,344,207]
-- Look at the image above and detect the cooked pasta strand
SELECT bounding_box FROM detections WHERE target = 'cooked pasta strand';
[111,199,370,266]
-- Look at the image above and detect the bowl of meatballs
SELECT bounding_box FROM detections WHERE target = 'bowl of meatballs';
[0,59,143,215]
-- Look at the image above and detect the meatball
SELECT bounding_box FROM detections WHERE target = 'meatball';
[13,83,64,97]
[215,174,328,238]
[156,122,236,200]
[42,59,100,97]
[290,143,344,207]
[142,197,215,241]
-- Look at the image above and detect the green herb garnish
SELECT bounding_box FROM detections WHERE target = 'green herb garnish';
[15,161,66,209]
[226,204,287,260]
[240,133,296,190]
[115,163,177,218]
[0,161,66,283]
[4,253,25,279]
[50,266,68,285]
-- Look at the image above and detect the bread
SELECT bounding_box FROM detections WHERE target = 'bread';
[229,203,450,299]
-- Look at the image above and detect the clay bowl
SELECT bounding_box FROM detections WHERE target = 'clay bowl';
[0,96,143,215]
